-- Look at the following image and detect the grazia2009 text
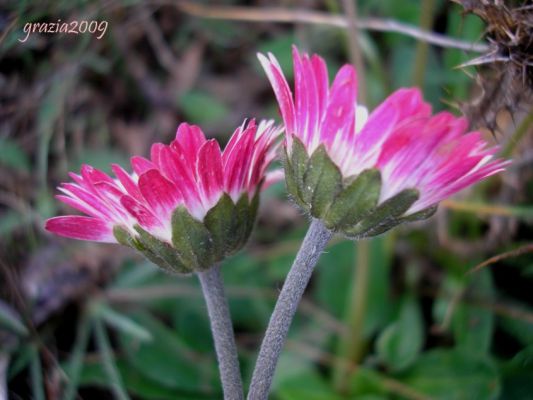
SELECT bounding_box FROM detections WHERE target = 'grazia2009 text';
[19,20,108,43]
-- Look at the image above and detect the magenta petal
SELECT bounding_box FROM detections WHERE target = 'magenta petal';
[258,53,295,134]
[81,164,114,185]
[224,126,255,197]
[131,156,156,176]
[56,195,102,218]
[112,164,143,202]
[172,123,206,166]
[320,65,357,148]
[138,169,181,219]
[45,216,115,243]
[150,143,165,167]
[311,54,329,117]
[120,195,163,230]
[159,146,201,210]
[197,139,223,205]
[59,183,114,219]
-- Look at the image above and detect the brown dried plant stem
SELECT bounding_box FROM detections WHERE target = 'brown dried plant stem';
[175,1,488,52]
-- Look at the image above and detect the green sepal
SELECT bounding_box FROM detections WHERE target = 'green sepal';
[171,207,215,271]
[132,225,192,274]
[283,149,300,206]
[288,137,310,208]
[113,226,135,248]
[244,191,260,243]
[343,189,420,239]
[232,193,257,252]
[324,169,381,230]
[204,193,238,256]
[401,204,438,222]
[302,145,343,218]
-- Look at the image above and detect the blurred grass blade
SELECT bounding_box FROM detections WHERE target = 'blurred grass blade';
[98,305,152,342]
[62,313,92,400]
[0,301,28,337]
[442,200,533,220]
[0,138,31,173]
[30,346,45,400]
[93,318,131,400]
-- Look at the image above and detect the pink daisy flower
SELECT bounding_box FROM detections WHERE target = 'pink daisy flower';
[45,119,281,272]
[258,46,508,237]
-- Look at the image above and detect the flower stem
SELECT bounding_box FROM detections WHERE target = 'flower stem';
[198,265,244,400]
[247,219,333,400]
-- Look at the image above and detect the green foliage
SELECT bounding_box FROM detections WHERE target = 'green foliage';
[398,349,501,400]
[376,294,424,371]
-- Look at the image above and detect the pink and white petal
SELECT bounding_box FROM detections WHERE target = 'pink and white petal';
[80,165,115,185]
[120,195,164,230]
[311,53,329,117]
[138,169,182,220]
[222,123,248,167]
[197,139,224,207]
[59,183,114,219]
[45,216,115,243]
[293,48,312,145]
[258,53,295,134]
[112,164,143,202]
[159,146,202,211]
[263,169,284,189]
[172,123,206,166]
[318,65,357,152]
[55,195,104,219]
[224,126,255,199]
[150,143,166,167]
[131,156,156,176]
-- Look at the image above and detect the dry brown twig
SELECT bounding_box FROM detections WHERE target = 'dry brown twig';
[173,0,489,53]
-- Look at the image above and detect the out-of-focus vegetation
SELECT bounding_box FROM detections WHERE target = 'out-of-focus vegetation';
[1,1,532,399]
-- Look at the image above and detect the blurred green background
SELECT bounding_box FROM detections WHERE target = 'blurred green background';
[1,0,532,399]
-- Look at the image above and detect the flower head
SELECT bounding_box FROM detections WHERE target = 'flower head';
[45,120,281,273]
[259,46,508,238]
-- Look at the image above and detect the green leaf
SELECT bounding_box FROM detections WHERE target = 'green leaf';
[29,345,45,400]
[62,313,92,400]
[325,169,381,230]
[315,241,356,318]
[273,353,342,400]
[452,269,494,354]
[93,318,131,400]
[0,301,28,337]
[398,349,501,400]
[302,145,342,218]
[117,311,217,392]
[80,358,214,400]
[499,345,533,400]
[171,207,215,271]
[97,304,152,342]
[376,294,424,371]
[349,367,388,398]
